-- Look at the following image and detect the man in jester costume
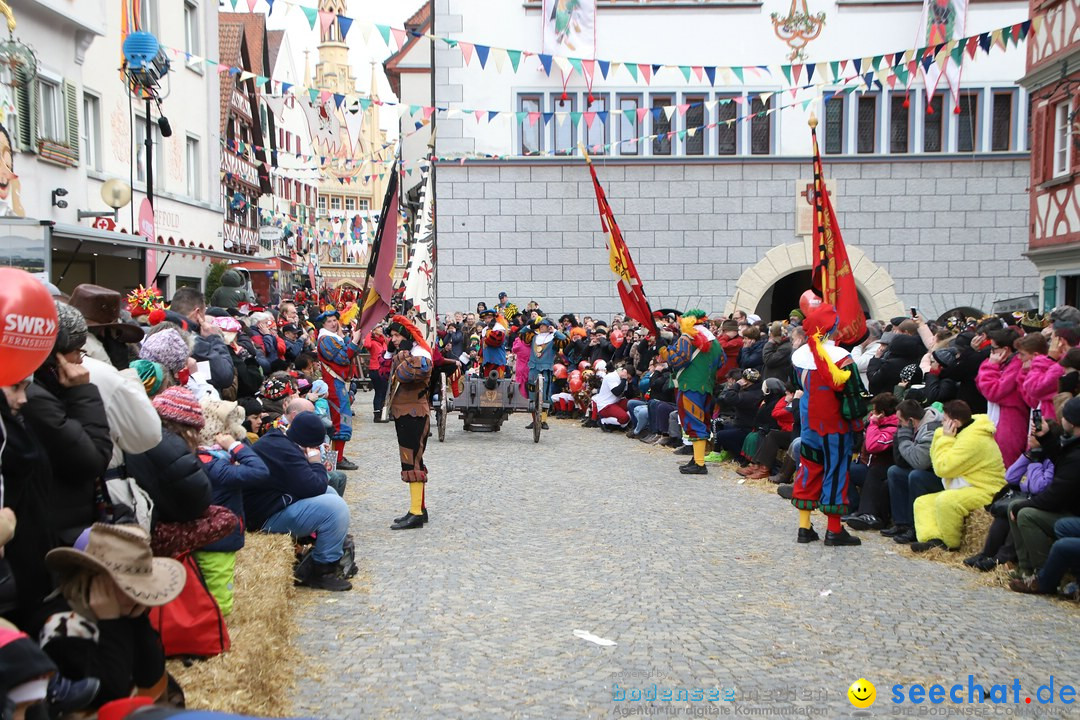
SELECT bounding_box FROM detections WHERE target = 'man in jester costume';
[387,315,434,531]
[479,308,509,378]
[659,310,726,475]
[317,309,362,471]
[790,302,864,546]
[520,316,569,430]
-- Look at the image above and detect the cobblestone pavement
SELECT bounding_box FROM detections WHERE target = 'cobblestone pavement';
[295,394,1079,719]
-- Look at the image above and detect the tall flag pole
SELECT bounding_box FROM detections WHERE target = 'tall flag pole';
[809,114,866,345]
[356,165,399,339]
[581,144,659,336]
[402,164,437,344]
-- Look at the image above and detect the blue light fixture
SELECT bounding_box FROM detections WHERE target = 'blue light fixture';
[122,31,159,70]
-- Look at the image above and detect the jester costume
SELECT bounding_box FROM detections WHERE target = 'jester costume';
[316,310,359,464]
[521,316,568,430]
[790,303,865,546]
[480,309,509,378]
[660,310,726,475]
[387,315,434,531]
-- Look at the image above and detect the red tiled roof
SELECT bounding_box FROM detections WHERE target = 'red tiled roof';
[221,12,266,76]
[384,0,431,97]
[266,30,285,73]
[404,1,430,30]
[218,21,244,136]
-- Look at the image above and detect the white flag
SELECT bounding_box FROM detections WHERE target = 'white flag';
[403,167,436,343]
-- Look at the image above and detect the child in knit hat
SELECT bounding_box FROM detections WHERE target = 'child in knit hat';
[192,399,269,614]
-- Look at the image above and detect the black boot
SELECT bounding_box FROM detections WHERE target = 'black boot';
[391,513,425,530]
[299,562,352,591]
[824,529,862,546]
[797,526,820,543]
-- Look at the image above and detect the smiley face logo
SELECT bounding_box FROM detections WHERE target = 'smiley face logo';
[848,678,876,709]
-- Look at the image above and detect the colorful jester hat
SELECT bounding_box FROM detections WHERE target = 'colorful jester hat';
[679,309,714,352]
[803,303,850,390]
[387,314,432,355]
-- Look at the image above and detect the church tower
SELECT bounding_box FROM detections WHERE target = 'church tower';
[314,0,356,96]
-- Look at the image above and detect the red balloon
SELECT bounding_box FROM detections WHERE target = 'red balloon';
[0,268,58,385]
[577,360,589,372]
[799,289,823,317]
[569,376,583,393]
[553,363,568,379]
[610,330,624,348]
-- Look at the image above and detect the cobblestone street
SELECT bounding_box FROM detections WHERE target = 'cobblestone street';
[295,395,1080,719]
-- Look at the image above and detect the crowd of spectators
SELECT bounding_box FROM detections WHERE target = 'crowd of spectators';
[456,301,1080,605]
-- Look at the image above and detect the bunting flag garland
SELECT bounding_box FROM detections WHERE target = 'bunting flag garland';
[810,121,865,346]
[916,0,969,111]
[402,166,437,343]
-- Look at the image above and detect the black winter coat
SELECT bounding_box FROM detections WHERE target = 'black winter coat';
[125,431,212,525]
[761,338,793,382]
[717,382,765,429]
[738,339,767,371]
[22,380,112,545]
[941,344,990,414]
[867,334,925,396]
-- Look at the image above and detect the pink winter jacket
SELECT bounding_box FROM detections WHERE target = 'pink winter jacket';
[976,355,1030,468]
[1019,354,1064,421]
[863,413,899,464]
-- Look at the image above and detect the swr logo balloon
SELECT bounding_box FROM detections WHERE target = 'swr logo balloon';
[0,268,58,385]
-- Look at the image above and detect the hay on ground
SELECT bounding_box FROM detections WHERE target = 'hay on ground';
[167,532,298,717]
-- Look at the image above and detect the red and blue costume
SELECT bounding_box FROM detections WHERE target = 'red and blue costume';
[317,316,360,459]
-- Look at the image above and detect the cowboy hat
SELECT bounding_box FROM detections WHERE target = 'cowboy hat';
[45,524,185,607]
[67,284,145,344]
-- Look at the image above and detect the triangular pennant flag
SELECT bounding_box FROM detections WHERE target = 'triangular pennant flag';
[543,112,554,125]
[852,58,862,74]
[569,57,584,77]
[473,110,485,123]
[623,108,636,125]
[950,44,965,65]
[492,47,507,73]
[792,64,803,85]
[319,10,334,34]
[460,41,474,65]
[301,6,317,29]
[507,49,522,73]
[636,107,648,124]
[554,55,573,76]
[676,103,690,116]
[581,59,596,83]
[651,64,662,77]
[1018,19,1031,41]
[829,61,840,81]
[538,53,553,75]
[781,65,793,85]
[597,59,610,78]
[662,105,676,121]
[391,27,408,50]
[732,66,744,83]
[1001,25,1013,46]
[886,74,898,89]
[806,63,816,84]
[679,66,691,82]
[966,35,980,59]
[569,111,582,126]
[978,32,992,54]
[334,94,345,109]
[584,111,597,128]
[528,112,541,127]
[704,66,716,85]
[488,110,499,123]
[476,45,491,68]
[246,0,256,10]
[872,55,883,72]
[626,63,639,82]
[338,16,353,41]
[229,0,238,9]
[282,82,292,94]
[376,23,392,45]
[639,64,652,84]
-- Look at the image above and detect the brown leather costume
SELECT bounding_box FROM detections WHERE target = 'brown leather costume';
[391,350,433,483]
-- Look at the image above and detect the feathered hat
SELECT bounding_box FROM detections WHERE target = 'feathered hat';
[803,303,850,390]
[387,314,431,355]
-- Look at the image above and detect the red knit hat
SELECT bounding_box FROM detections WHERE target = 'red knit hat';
[152,387,205,429]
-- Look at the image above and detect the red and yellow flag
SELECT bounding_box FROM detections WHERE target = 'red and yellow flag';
[356,170,399,338]
[587,160,658,336]
[811,124,867,345]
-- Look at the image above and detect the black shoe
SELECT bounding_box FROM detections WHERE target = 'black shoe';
[880,524,908,538]
[394,509,429,524]
[639,433,658,444]
[797,527,820,543]
[963,553,985,568]
[391,513,426,530]
[673,445,694,456]
[845,514,882,531]
[777,484,794,500]
[911,538,948,553]
[892,528,917,544]
[824,529,862,546]
[973,555,1000,572]
[525,421,535,429]
[299,562,352,591]
[541,422,549,430]
[336,458,358,471]
[679,462,707,475]
[48,675,101,713]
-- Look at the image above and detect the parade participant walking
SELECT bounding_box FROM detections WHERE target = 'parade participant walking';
[479,309,509,378]
[386,316,434,530]
[363,326,390,423]
[521,316,568,430]
[316,309,362,471]
[790,303,865,546]
[659,310,725,475]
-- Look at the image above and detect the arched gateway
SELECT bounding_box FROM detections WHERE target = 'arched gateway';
[726,242,906,322]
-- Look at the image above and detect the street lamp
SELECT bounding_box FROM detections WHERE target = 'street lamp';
[78,178,133,221]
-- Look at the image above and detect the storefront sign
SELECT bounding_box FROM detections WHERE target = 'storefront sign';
[91,216,116,231]
[223,221,258,253]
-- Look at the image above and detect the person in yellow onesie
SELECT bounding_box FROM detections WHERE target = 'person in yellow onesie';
[912,399,1006,552]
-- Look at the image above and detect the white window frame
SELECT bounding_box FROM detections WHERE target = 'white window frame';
[345,196,356,211]
[330,195,342,211]
[518,94,543,156]
[358,198,370,211]
[184,0,203,72]
[186,135,201,200]
[138,0,157,34]
[683,93,707,156]
[616,94,641,157]
[317,195,327,216]
[37,73,64,143]
[1052,100,1072,178]
[83,90,101,171]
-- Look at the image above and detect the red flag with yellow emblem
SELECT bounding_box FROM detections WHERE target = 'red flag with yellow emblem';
[587,161,658,336]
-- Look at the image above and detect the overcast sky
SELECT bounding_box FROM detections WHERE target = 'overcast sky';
[259,0,426,138]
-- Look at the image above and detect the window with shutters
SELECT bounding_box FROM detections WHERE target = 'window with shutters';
[824,96,845,154]
[617,95,640,156]
[1052,101,1073,177]
[38,78,63,142]
[856,95,878,154]
[652,94,673,156]
[956,92,980,152]
[923,95,944,152]
[749,96,772,155]
[990,91,1015,152]
[889,95,911,154]
[83,92,101,171]
[684,95,706,155]
[716,96,737,155]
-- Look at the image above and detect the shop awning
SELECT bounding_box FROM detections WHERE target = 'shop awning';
[227,257,297,272]
[47,221,253,262]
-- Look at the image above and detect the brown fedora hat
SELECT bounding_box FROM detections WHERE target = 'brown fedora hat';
[45,523,185,607]
[68,284,144,343]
